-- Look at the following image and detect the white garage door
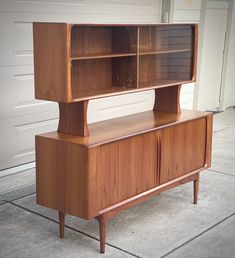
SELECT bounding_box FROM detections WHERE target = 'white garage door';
[0,0,162,170]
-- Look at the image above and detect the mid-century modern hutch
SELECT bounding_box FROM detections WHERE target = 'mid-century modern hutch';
[33,23,212,253]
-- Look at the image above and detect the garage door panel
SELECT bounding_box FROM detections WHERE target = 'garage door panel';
[0,114,58,170]
[0,14,33,66]
[0,0,159,16]
[0,0,162,170]
[0,9,161,67]
[0,66,58,119]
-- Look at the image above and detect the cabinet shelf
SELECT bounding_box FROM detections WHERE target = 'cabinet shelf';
[139,48,191,56]
[70,49,190,60]
[71,79,192,101]
[71,52,137,60]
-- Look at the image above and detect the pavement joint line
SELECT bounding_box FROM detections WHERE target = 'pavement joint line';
[208,168,235,178]
[160,212,235,258]
[9,201,141,258]
[212,127,228,134]
[0,169,33,179]
[0,164,35,179]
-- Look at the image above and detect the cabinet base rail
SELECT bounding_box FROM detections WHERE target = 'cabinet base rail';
[58,169,202,253]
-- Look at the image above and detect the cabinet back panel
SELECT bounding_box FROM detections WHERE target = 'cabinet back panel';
[112,27,137,53]
[71,27,112,57]
[72,59,112,94]
[112,56,137,87]
[139,25,192,52]
[139,52,192,87]
[72,56,137,97]
[71,26,137,58]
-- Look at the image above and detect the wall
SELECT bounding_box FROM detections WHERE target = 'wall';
[222,0,235,109]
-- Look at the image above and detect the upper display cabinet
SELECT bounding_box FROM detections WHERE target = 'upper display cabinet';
[33,23,198,103]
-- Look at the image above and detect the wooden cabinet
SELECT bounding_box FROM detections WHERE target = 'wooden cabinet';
[33,23,197,103]
[33,23,212,254]
[36,112,211,218]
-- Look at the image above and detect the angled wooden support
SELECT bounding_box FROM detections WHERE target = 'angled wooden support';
[154,85,181,114]
[58,101,89,136]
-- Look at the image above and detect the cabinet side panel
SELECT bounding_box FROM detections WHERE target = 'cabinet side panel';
[87,132,158,217]
[160,118,207,184]
[33,23,69,102]
[205,113,213,168]
[36,136,89,219]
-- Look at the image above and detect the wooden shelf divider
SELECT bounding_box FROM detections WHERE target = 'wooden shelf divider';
[71,52,137,61]
[139,48,191,55]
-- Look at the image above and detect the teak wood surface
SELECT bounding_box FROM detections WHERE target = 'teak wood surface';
[41,109,211,147]
[36,111,213,220]
[33,22,213,254]
[33,23,198,103]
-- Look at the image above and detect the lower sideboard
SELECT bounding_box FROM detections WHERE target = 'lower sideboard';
[35,110,213,253]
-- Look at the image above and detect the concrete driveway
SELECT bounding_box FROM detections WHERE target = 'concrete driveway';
[0,109,235,258]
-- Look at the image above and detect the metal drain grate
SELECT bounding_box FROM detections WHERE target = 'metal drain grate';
[0,183,36,202]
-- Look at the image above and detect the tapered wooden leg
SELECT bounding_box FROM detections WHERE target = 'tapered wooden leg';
[58,211,65,238]
[97,215,106,254]
[194,173,200,205]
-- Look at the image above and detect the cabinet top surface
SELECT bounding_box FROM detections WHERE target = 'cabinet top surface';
[38,110,211,148]
[34,22,198,26]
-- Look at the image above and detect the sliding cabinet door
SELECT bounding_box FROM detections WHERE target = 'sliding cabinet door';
[160,118,207,184]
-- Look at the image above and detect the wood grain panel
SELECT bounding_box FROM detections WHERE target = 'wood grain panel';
[112,26,137,53]
[33,23,197,102]
[205,113,213,168]
[72,58,112,94]
[87,131,159,217]
[33,23,71,102]
[36,136,89,219]
[58,101,89,136]
[139,25,192,52]
[98,170,200,220]
[154,85,181,113]
[159,118,207,184]
[71,26,112,57]
[39,110,211,147]
[112,56,137,87]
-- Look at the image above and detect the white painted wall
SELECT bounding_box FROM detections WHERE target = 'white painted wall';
[170,0,202,109]
[0,0,162,170]
[197,1,228,110]
[222,0,235,109]
[194,0,235,111]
